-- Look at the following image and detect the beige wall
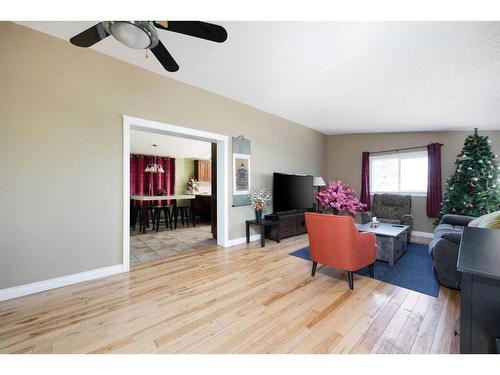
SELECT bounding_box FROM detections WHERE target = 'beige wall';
[327,131,500,233]
[0,22,327,289]
[175,158,196,194]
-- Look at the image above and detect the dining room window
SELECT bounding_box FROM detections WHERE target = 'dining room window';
[370,150,428,195]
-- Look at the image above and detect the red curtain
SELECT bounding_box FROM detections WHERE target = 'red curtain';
[360,151,371,210]
[426,143,442,217]
[130,155,176,206]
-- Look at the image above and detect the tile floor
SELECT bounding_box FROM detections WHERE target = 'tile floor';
[130,223,216,266]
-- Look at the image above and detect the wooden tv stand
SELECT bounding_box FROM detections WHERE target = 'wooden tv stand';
[264,211,307,241]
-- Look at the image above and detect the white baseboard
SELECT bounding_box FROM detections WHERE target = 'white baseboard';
[225,234,261,247]
[411,230,433,239]
[0,264,126,302]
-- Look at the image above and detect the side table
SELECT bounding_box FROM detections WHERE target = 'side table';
[245,219,281,247]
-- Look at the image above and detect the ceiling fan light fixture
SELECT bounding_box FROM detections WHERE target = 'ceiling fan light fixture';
[103,21,159,49]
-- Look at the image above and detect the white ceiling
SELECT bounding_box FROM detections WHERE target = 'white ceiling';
[130,129,211,159]
[17,21,500,134]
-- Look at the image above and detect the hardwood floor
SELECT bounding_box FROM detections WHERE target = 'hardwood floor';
[0,234,460,354]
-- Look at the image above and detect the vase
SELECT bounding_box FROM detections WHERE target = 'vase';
[255,209,263,223]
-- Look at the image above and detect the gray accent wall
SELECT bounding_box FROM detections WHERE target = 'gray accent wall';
[0,22,327,289]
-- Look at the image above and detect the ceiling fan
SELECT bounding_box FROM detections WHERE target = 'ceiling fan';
[69,21,228,72]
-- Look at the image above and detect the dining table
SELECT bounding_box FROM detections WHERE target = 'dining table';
[130,194,196,234]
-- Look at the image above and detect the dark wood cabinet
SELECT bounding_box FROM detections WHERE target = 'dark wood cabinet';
[194,195,211,223]
[458,227,500,354]
[194,160,211,182]
[264,211,307,241]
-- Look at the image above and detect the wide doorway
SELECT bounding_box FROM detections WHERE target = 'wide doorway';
[123,116,229,270]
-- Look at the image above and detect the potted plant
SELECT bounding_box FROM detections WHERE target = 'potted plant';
[316,180,366,216]
[185,177,199,194]
[250,189,272,223]
[156,188,167,196]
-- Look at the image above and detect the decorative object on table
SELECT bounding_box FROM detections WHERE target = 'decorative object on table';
[232,136,251,207]
[144,144,164,173]
[370,216,379,228]
[250,188,271,223]
[435,128,500,224]
[316,180,366,216]
[185,177,199,194]
[360,194,413,243]
[156,188,166,196]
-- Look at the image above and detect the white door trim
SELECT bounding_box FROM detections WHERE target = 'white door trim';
[122,115,230,272]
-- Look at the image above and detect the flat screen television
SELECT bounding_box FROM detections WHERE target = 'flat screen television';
[273,173,313,213]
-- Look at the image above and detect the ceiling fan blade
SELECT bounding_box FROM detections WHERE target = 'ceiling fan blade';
[69,23,109,47]
[150,41,179,72]
[154,21,227,43]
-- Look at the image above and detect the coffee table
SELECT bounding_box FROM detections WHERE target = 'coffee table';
[356,222,410,265]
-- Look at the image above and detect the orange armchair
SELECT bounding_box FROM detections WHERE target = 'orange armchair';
[305,212,377,290]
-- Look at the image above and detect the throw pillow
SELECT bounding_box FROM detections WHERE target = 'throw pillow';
[468,211,500,229]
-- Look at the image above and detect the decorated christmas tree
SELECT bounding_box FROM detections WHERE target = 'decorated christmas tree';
[436,128,500,223]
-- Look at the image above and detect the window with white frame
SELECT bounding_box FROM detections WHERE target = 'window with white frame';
[370,150,428,195]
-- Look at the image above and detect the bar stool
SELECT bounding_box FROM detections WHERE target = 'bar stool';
[132,204,155,231]
[173,201,192,229]
[153,205,173,232]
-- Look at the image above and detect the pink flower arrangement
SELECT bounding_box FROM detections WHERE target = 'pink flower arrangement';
[316,180,366,215]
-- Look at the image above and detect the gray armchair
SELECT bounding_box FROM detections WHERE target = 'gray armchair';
[428,214,476,289]
[360,194,413,242]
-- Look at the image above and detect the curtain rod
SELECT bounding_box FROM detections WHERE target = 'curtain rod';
[369,143,443,155]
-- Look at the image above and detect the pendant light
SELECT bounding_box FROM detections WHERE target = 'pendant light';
[145,144,164,173]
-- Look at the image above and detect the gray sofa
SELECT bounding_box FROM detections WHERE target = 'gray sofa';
[361,194,413,242]
[429,214,476,289]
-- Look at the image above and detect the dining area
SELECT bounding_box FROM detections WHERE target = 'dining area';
[128,135,216,266]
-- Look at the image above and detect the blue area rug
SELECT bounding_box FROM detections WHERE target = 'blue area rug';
[289,243,439,297]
